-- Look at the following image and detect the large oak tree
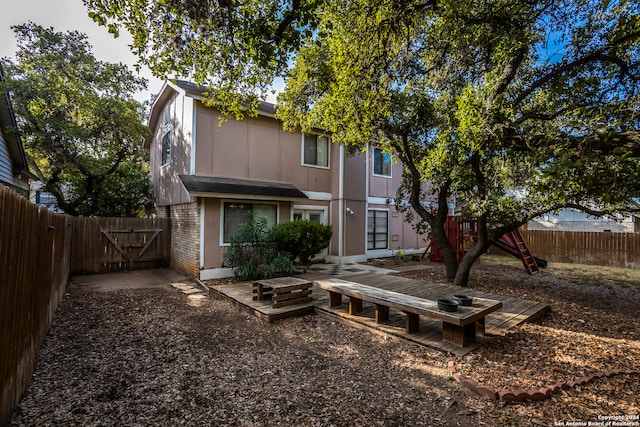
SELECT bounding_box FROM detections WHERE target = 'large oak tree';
[278,0,640,285]
[86,0,640,284]
[1,23,152,217]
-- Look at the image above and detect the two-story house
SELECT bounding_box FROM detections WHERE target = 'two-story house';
[145,80,428,280]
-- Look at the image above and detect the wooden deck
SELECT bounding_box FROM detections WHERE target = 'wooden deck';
[207,271,550,355]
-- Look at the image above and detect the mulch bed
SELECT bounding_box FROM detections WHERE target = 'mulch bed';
[391,256,640,425]
[10,256,640,426]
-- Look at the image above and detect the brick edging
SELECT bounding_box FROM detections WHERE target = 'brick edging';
[447,360,638,402]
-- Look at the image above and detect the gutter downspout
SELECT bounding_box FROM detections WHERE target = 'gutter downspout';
[365,143,370,259]
[338,144,345,259]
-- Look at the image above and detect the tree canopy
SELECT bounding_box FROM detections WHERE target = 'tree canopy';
[1,22,152,217]
[277,0,640,284]
[86,0,640,284]
[84,0,322,118]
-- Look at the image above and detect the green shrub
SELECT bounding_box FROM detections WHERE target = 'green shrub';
[394,250,406,262]
[223,210,294,281]
[271,220,333,273]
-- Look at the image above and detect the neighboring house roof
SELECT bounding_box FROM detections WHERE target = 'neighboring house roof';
[0,64,31,182]
[179,175,308,199]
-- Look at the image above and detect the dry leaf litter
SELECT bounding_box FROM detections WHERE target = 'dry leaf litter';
[10,255,640,426]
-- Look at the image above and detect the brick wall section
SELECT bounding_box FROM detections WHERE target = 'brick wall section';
[165,200,200,278]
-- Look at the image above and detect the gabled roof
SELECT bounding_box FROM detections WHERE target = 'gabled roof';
[179,175,308,200]
[144,80,279,149]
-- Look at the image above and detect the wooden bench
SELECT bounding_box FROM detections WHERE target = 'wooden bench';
[253,277,313,308]
[314,278,502,347]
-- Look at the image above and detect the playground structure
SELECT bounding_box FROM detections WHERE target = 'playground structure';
[427,217,546,274]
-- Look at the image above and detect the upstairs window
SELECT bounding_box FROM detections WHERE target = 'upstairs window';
[373,147,391,177]
[161,101,173,166]
[302,133,329,168]
[161,131,171,166]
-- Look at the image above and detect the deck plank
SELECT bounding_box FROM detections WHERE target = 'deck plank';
[207,271,549,355]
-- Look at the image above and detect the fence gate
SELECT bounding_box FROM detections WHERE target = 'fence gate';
[101,227,164,269]
[70,217,171,274]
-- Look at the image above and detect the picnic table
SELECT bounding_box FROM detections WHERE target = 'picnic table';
[314,278,502,347]
[253,277,313,308]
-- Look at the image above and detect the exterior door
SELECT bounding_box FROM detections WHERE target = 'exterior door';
[293,208,328,259]
[294,209,324,223]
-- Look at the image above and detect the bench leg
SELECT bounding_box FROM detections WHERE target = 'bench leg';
[328,291,342,308]
[442,323,476,347]
[375,304,389,323]
[405,312,420,333]
[349,297,363,315]
[475,318,486,337]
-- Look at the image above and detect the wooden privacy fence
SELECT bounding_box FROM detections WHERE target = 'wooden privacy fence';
[1,185,172,425]
[0,185,71,427]
[69,216,170,274]
[521,230,640,269]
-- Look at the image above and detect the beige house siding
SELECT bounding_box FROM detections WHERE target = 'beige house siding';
[368,166,399,198]
[365,147,429,257]
[200,199,291,270]
[149,91,193,207]
[193,102,334,195]
[201,198,222,270]
[389,205,426,251]
[341,151,367,259]
[200,198,320,278]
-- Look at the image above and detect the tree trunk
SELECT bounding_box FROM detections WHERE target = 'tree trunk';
[453,243,486,286]
[430,220,458,281]
[453,215,491,287]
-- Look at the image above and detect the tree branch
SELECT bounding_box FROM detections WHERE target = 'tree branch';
[489,46,528,106]
[512,38,640,108]
[273,0,301,46]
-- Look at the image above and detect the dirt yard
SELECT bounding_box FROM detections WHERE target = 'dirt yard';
[10,256,640,426]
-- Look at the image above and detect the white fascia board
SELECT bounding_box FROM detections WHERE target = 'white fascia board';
[304,191,333,201]
[148,81,186,123]
[188,192,307,203]
[368,196,393,205]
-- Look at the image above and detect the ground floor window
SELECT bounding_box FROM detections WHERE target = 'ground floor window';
[367,209,389,250]
[35,190,58,206]
[223,202,277,243]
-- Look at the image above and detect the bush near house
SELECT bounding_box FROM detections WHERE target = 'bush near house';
[224,211,294,281]
[271,220,333,273]
[224,213,332,280]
